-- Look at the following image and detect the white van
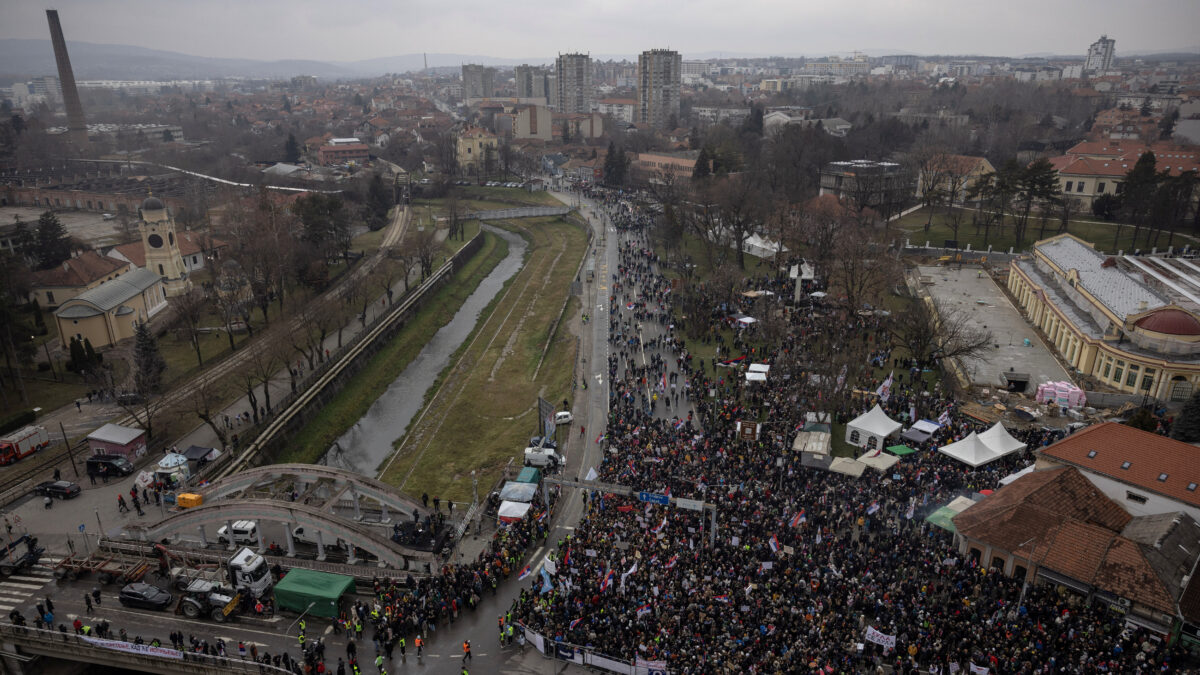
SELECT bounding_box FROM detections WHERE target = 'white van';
[524,446,565,469]
[216,520,258,546]
[292,526,345,548]
[554,411,573,425]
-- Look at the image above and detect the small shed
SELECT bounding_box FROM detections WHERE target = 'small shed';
[86,423,147,461]
[515,467,542,484]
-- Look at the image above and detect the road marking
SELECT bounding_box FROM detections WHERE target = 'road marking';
[69,608,292,638]
[6,575,50,583]
[324,625,333,635]
[0,582,45,590]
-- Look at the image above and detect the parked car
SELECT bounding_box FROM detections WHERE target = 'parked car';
[529,436,557,449]
[86,455,135,478]
[118,582,174,610]
[554,412,573,425]
[34,480,81,500]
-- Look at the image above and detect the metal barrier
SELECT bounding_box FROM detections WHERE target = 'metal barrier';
[465,206,571,220]
[0,622,292,674]
[519,622,667,675]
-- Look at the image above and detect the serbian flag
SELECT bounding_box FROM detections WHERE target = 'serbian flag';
[600,569,616,592]
[665,555,678,569]
[714,594,730,604]
[673,419,685,431]
[636,603,652,618]
[517,565,533,581]
[866,501,880,515]
[718,355,747,366]
[569,617,583,630]
[660,372,667,390]
[626,302,636,310]
[651,517,667,534]
[595,434,606,444]
[563,549,571,566]
[768,534,780,553]
[537,510,548,523]
[790,510,806,528]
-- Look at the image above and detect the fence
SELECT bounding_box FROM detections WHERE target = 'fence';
[519,622,668,675]
[0,622,291,674]
[465,206,570,220]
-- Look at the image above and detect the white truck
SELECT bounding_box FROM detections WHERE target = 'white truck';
[524,445,565,469]
[0,426,50,465]
[169,546,273,599]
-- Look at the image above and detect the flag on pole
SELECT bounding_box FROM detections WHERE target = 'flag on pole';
[599,569,615,592]
[651,517,667,534]
[876,370,894,403]
[866,501,880,515]
[595,434,606,444]
[585,467,599,481]
[517,565,533,581]
[673,419,685,430]
[938,409,952,426]
[791,510,806,527]
[636,603,652,618]
[665,555,678,569]
[713,594,730,603]
[815,531,822,545]
[563,549,571,566]
[537,510,548,523]
[569,617,582,630]
[905,502,915,520]
[769,534,780,553]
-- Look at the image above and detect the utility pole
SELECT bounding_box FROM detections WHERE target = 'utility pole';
[58,421,78,478]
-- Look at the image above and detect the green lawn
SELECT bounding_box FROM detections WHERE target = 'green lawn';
[350,228,387,254]
[893,206,1172,254]
[281,231,509,466]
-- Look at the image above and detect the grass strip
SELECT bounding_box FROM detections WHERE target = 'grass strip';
[279,231,508,465]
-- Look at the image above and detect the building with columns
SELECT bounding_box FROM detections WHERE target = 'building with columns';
[1007,233,1200,402]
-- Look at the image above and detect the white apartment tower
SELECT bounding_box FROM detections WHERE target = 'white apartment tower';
[554,53,594,114]
[1085,35,1116,74]
[461,64,495,99]
[637,49,682,130]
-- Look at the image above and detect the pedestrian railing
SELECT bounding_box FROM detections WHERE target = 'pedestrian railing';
[519,622,666,675]
[0,622,292,674]
[465,206,571,220]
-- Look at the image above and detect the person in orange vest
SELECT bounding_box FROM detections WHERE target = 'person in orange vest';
[462,640,471,662]
[414,635,423,658]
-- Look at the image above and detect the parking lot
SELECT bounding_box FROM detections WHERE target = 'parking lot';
[1,206,127,248]
[918,265,1074,388]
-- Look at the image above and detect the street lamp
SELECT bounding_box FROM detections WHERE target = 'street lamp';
[1018,536,1038,606]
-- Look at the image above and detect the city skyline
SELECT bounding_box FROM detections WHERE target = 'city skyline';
[1,0,1197,66]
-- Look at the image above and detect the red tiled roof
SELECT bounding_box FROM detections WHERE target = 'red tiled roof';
[1093,536,1177,614]
[30,251,130,289]
[1037,422,1200,508]
[109,242,146,268]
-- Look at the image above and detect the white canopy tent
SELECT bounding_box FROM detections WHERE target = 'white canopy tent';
[846,405,902,450]
[829,457,867,478]
[857,449,900,472]
[792,431,831,456]
[748,364,770,373]
[938,431,1022,468]
[745,372,768,383]
[999,464,1036,486]
[912,420,941,435]
[498,500,532,523]
[978,423,1027,455]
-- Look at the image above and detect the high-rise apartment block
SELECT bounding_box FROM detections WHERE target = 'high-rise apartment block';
[636,49,682,130]
[554,53,594,114]
[1085,35,1116,74]
[461,64,496,100]
[514,64,550,103]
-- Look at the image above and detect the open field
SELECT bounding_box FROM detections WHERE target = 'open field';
[379,215,588,502]
[892,206,1192,254]
[279,231,510,465]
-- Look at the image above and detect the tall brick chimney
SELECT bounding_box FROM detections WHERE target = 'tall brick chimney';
[45,9,89,148]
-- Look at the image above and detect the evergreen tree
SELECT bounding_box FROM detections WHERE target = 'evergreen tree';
[1171,390,1200,442]
[365,174,393,231]
[603,142,618,184]
[284,133,300,163]
[68,336,85,371]
[83,337,97,367]
[30,298,44,330]
[692,148,711,180]
[132,321,166,397]
[34,211,71,270]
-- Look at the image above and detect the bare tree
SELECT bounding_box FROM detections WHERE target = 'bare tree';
[888,297,993,368]
[183,374,234,449]
[827,219,901,312]
[172,287,209,368]
[411,227,440,279]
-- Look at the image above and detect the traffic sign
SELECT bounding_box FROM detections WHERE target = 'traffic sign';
[674,498,704,511]
[78,524,85,532]
[638,491,669,506]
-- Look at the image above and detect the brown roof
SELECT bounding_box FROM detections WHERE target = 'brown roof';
[110,242,146,268]
[1037,422,1200,508]
[30,251,130,289]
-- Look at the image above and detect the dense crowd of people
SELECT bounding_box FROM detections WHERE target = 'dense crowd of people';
[512,187,1193,674]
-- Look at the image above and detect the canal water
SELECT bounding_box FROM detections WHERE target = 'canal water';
[319,225,527,475]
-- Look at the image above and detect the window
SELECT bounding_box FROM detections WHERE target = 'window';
[1077,182,1085,193]
[1064,181,1074,192]
[46,291,54,304]
[1097,182,1106,193]
[1121,461,1132,470]
[1188,483,1197,492]
[1126,492,1148,505]
[158,264,164,275]
[1113,367,1123,382]
[849,430,860,445]
[1142,374,1154,391]
[1116,183,1125,194]
[1127,366,1139,387]
[1158,473,1168,482]
[1087,450,1097,458]
[1103,363,1111,378]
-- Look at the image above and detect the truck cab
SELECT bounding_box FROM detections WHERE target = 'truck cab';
[227,547,272,598]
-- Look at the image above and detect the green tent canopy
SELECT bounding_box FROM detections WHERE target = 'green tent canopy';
[925,506,960,533]
[273,568,355,619]
[886,445,917,456]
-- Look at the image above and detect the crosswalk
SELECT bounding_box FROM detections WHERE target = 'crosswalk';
[0,556,59,614]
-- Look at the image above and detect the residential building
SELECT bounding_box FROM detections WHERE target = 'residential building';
[554,53,594,114]
[636,49,681,130]
[818,160,912,213]
[514,65,549,103]
[317,143,370,166]
[596,98,636,124]
[555,112,605,141]
[802,57,870,77]
[461,64,496,100]
[1034,422,1200,523]
[914,154,995,204]
[1086,35,1116,74]
[953,465,1199,638]
[513,105,552,142]
[456,126,499,175]
[763,113,853,137]
[1047,140,1199,208]
[54,266,167,349]
[1007,233,1200,401]
[28,251,134,308]
[693,106,752,126]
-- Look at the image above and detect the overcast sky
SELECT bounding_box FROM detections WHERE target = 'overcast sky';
[6,0,1198,62]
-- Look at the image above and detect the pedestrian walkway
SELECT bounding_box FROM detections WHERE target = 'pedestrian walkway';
[0,556,59,613]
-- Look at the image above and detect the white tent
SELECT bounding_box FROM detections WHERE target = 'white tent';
[912,419,941,435]
[829,457,867,478]
[939,431,1019,468]
[745,372,768,382]
[748,364,770,373]
[999,464,1036,486]
[978,423,1027,455]
[792,431,831,456]
[498,500,532,523]
[846,404,902,450]
[857,449,900,472]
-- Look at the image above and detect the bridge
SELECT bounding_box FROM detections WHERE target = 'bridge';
[126,498,435,568]
[0,623,290,675]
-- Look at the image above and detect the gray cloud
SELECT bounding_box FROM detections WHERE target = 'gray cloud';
[3,0,1196,62]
